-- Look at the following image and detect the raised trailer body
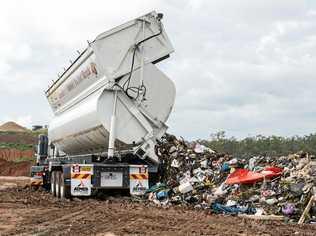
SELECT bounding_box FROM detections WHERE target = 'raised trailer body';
[31,11,175,198]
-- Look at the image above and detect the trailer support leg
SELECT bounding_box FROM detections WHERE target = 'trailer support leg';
[108,90,118,158]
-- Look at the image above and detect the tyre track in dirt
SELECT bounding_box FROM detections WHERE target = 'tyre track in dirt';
[17,208,88,235]
[1,188,316,236]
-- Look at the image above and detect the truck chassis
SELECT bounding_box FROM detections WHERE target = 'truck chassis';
[31,153,154,198]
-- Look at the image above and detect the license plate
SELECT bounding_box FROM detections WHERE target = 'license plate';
[101,172,123,187]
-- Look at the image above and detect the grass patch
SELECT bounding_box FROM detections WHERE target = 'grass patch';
[31,128,48,136]
[0,142,33,151]
[13,156,35,163]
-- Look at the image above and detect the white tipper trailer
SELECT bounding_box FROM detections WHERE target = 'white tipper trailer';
[31,11,175,198]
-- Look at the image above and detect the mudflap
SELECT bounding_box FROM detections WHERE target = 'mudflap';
[70,164,93,196]
[129,165,149,195]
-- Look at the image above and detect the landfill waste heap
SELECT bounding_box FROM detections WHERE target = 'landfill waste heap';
[145,134,316,224]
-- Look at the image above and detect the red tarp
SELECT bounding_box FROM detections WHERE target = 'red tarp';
[225,167,283,185]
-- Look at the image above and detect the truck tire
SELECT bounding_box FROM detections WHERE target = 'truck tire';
[51,171,57,196]
[60,172,71,199]
[55,171,62,198]
[43,174,50,191]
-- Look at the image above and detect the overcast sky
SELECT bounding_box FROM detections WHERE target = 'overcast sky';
[1,0,316,140]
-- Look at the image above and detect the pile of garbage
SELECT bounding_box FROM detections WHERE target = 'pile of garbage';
[147,134,316,223]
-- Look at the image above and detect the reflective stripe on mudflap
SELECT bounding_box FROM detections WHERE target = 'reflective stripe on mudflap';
[71,174,91,179]
[129,174,148,180]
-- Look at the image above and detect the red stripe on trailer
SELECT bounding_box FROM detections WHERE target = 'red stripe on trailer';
[130,174,148,180]
[140,174,148,179]
[71,174,80,179]
[82,174,90,179]
[131,174,138,179]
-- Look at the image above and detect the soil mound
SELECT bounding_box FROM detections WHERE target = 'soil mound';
[0,149,34,161]
[0,131,36,145]
[0,122,28,132]
[0,159,33,176]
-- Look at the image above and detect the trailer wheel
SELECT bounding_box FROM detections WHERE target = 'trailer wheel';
[60,172,70,199]
[55,171,62,198]
[51,171,57,196]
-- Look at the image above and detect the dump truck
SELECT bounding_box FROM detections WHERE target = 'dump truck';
[30,11,175,198]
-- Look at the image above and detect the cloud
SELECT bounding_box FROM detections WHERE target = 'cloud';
[0,0,316,140]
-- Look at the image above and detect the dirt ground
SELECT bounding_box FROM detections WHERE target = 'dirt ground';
[0,188,315,236]
[0,177,31,191]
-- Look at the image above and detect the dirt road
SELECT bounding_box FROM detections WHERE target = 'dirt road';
[0,188,315,236]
